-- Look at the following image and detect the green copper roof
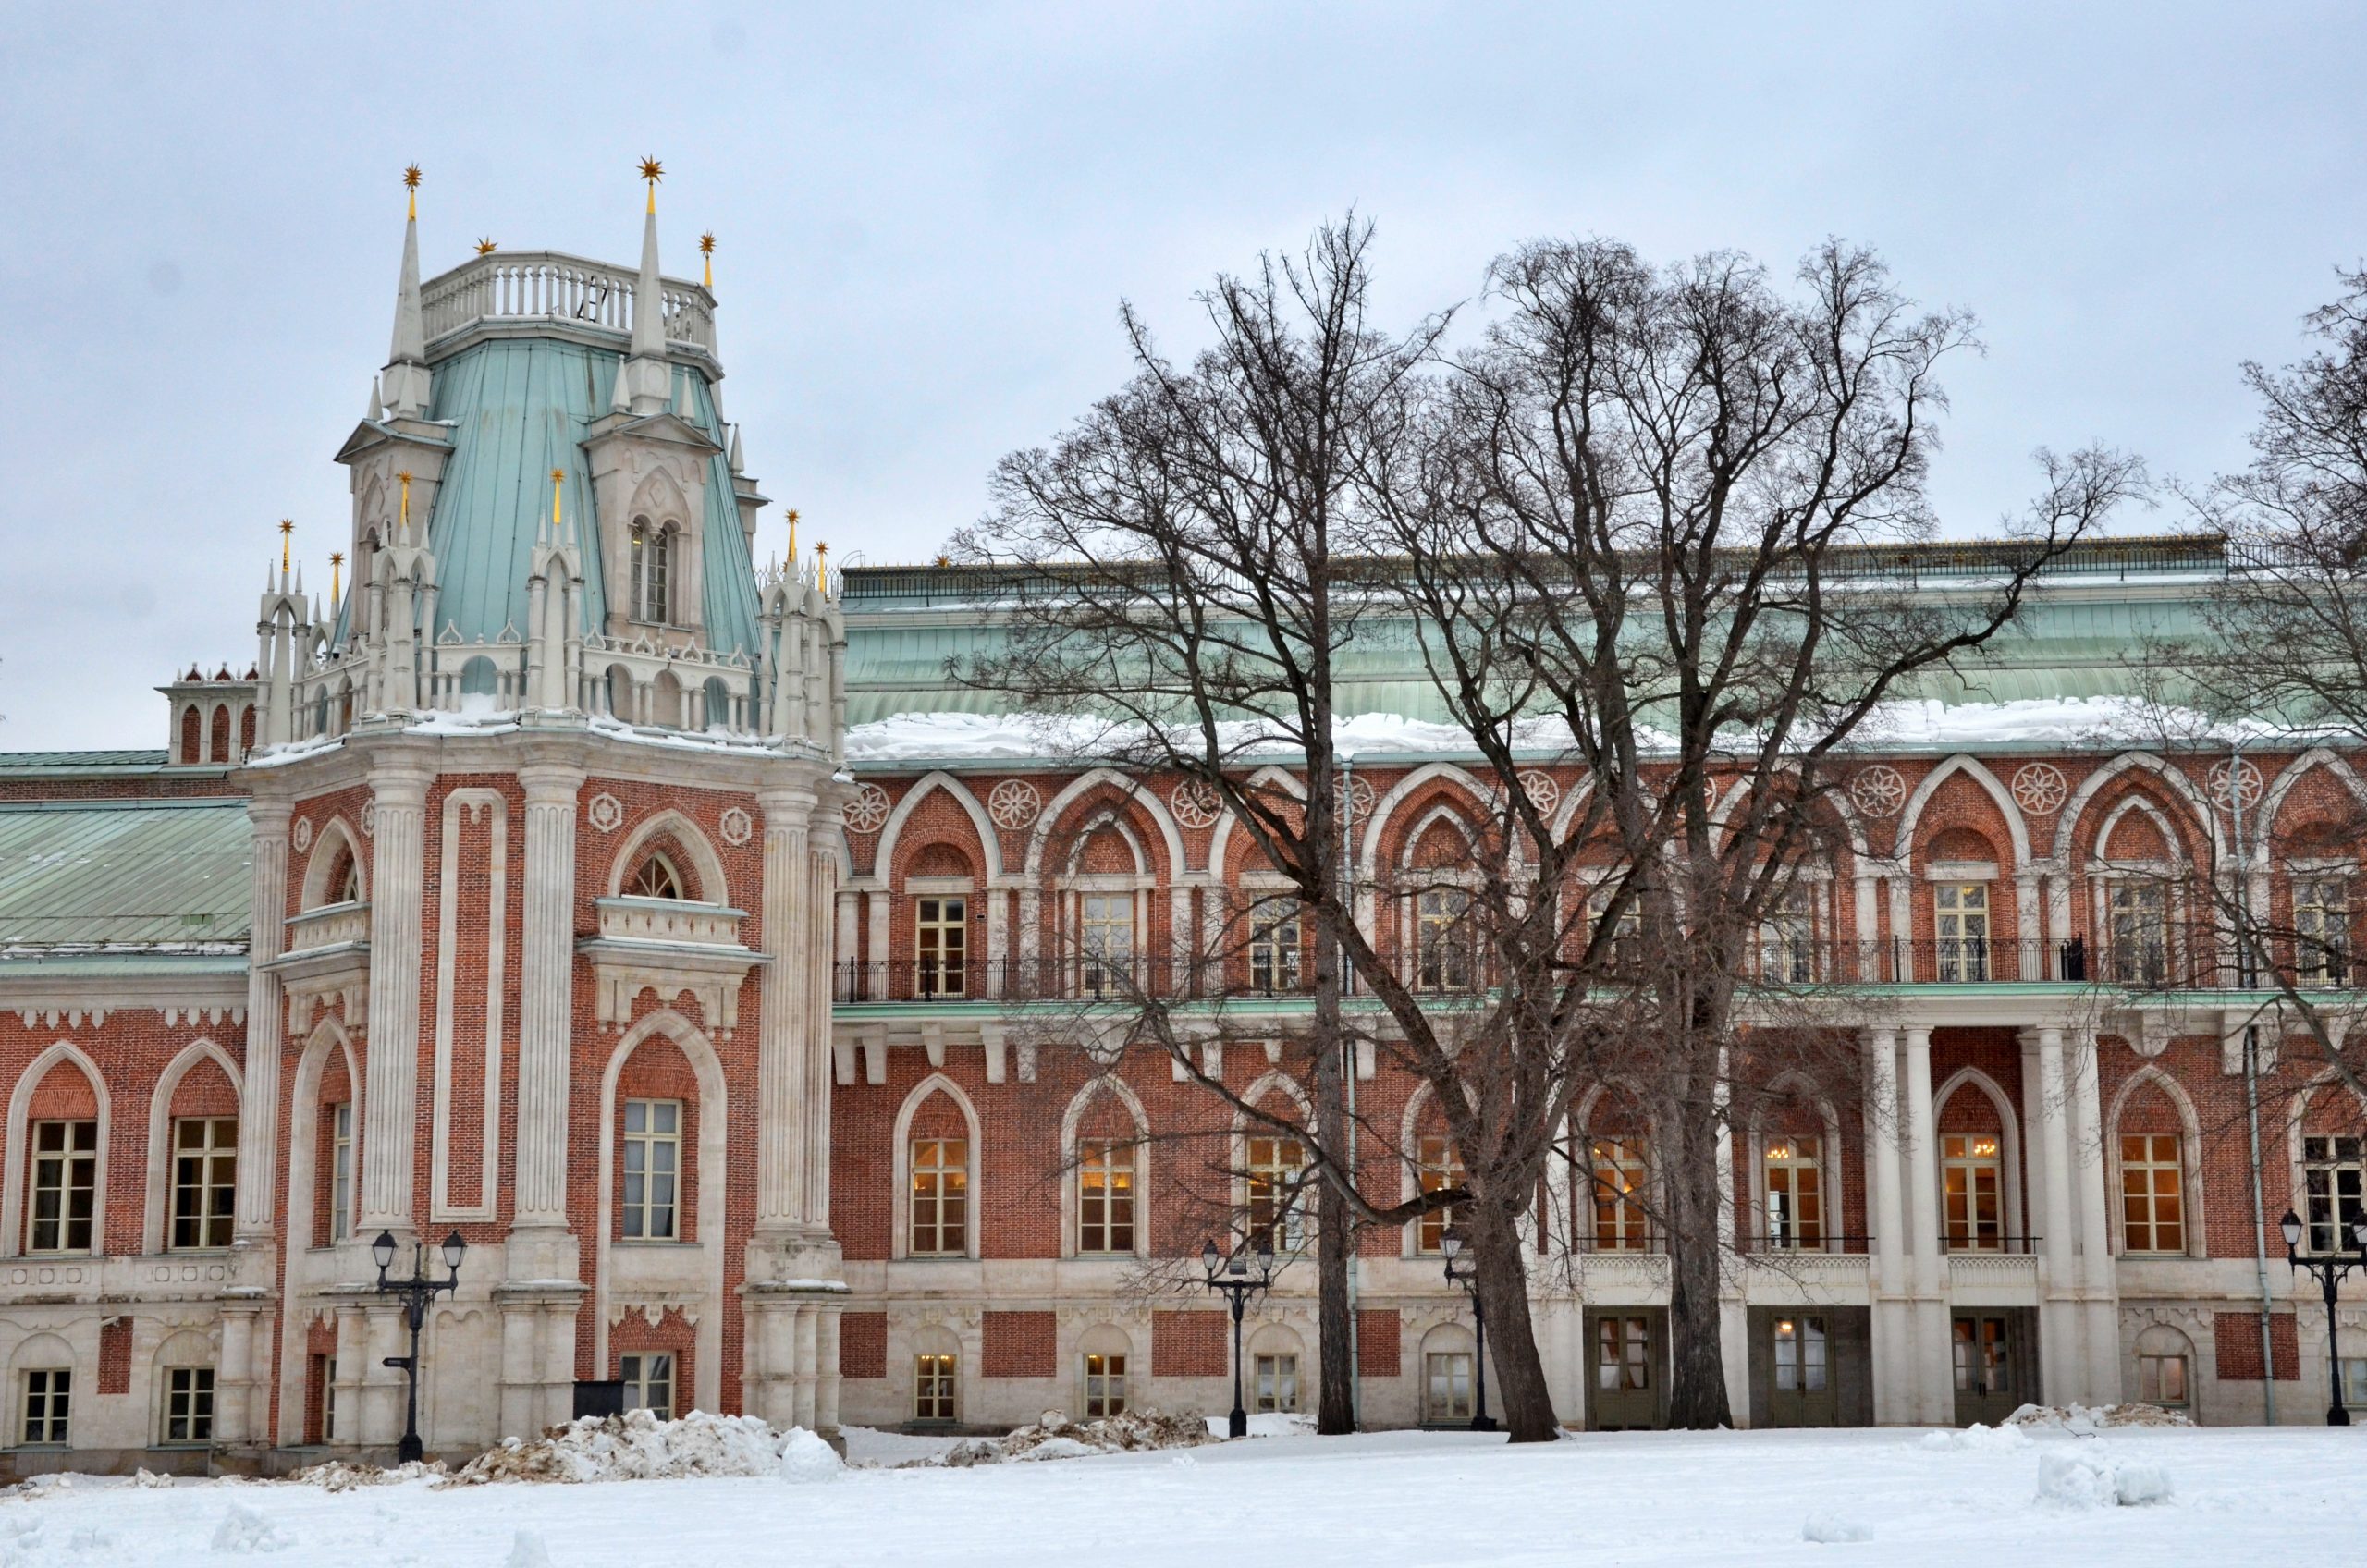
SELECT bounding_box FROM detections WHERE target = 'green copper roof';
[0,800,251,949]
[366,337,762,659]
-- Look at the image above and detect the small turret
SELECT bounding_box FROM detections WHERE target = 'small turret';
[617,158,675,416]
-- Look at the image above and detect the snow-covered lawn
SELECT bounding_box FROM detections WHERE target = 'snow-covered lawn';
[4,1422,2359,1566]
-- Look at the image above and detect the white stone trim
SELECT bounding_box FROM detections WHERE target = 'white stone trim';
[890,1073,984,1262]
[0,1043,111,1260]
[432,788,508,1222]
[141,1038,243,1256]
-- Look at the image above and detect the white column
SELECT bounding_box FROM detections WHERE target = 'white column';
[512,763,582,1230]
[2067,1035,2121,1401]
[1865,1025,1909,1423]
[2033,1025,2078,1403]
[804,836,840,1228]
[236,798,291,1238]
[361,766,430,1231]
[757,785,816,1231]
[1902,1025,1948,1423]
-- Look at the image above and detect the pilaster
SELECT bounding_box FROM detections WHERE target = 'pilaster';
[512,762,583,1237]
[2067,1035,2121,1401]
[2030,1025,2079,1404]
[1901,1025,1950,1422]
[236,796,291,1242]
[755,784,816,1233]
[360,764,431,1233]
[1865,1025,1911,1423]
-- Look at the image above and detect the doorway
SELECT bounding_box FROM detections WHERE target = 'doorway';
[1584,1307,1666,1430]
[1951,1309,2036,1426]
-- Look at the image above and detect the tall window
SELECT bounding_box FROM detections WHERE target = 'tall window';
[619,1353,674,1421]
[916,897,967,997]
[328,1102,353,1243]
[622,1099,681,1241]
[1249,901,1301,994]
[1757,886,1820,984]
[1245,1135,1307,1252]
[1596,1317,1650,1391]
[2138,1348,2189,1408]
[1941,1133,2004,1251]
[1588,1137,1650,1251]
[1416,1134,1463,1255]
[2118,1133,2186,1254]
[2302,1134,2365,1255]
[162,1366,214,1444]
[2297,876,2350,985]
[334,855,361,905]
[1952,1317,2012,1397]
[1933,883,1989,982]
[909,1137,969,1256]
[1592,887,1645,974]
[1078,893,1133,994]
[1254,1353,1299,1414]
[1425,1351,1473,1421]
[26,1120,96,1254]
[320,1355,337,1443]
[170,1117,237,1250]
[1083,1352,1127,1418]
[1416,889,1472,992]
[19,1368,68,1446]
[1772,1317,1826,1393]
[1077,1139,1135,1256]
[1763,1134,1823,1249]
[630,521,673,624]
[914,1353,957,1422]
[626,852,685,900]
[2108,881,2169,985]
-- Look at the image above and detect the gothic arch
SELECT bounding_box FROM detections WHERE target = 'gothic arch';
[2091,794,2189,866]
[1024,769,1186,881]
[1357,762,1494,876]
[1931,1066,2025,1247]
[299,817,369,910]
[141,1038,243,1255]
[1,1044,111,1260]
[2258,749,2367,858]
[890,1072,984,1261]
[2050,752,2224,863]
[1060,1075,1150,1259]
[1744,1072,1847,1254]
[607,809,730,906]
[1897,755,2032,868]
[1205,766,1305,878]
[2105,1063,2206,1258]
[288,1018,362,1251]
[873,772,1006,882]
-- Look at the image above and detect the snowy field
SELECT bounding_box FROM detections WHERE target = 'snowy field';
[0,1421,2357,1566]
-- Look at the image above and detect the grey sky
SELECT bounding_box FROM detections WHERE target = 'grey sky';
[3,2,2361,751]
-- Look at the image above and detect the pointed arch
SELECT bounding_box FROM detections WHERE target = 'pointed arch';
[872,772,1005,882]
[2051,751,2224,863]
[299,816,369,910]
[2258,748,2367,858]
[1024,768,1186,880]
[1896,755,2031,867]
[1205,766,1305,878]
[288,1017,362,1252]
[607,809,730,906]
[890,1072,984,1261]
[1357,762,1494,875]
[2091,794,2189,867]
[2106,1062,2206,1258]
[1396,800,1481,871]
[1744,1071,1847,1255]
[2,1044,111,1260]
[1061,1075,1150,1259]
[142,1038,243,1255]
[1931,1066,2026,1248]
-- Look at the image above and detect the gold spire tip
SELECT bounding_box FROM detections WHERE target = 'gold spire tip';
[639,155,664,214]
[278,518,293,571]
[475,237,498,256]
[402,164,422,219]
[700,230,715,288]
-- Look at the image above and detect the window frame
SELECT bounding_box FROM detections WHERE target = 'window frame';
[1932,881,1991,982]
[26,1118,97,1256]
[620,1097,683,1243]
[1587,1136,1651,1253]
[2117,1132,2187,1256]
[328,1101,353,1245]
[1940,1131,2005,1253]
[1253,1352,1299,1415]
[1424,1349,1474,1422]
[2295,872,2352,986]
[908,1135,970,1257]
[915,895,969,998]
[1414,1133,1463,1256]
[1247,900,1303,995]
[18,1366,69,1447]
[168,1116,238,1252]
[1414,887,1474,993]
[1082,1351,1128,1419]
[619,1352,675,1421]
[1761,1133,1824,1250]
[1245,1133,1308,1254]
[160,1365,215,1445]
[2301,1133,2365,1256]
[914,1352,958,1423]
[1075,1137,1136,1256]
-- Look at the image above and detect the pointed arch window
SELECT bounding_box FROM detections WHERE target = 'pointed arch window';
[626,851,686,901]
[333,854,361,907]
[630,519,675,624]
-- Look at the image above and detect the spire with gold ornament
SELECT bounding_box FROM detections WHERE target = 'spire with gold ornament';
[381,165,433,419]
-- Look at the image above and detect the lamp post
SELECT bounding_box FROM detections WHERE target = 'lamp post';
[1201,1235,1278,1439]
[1438,1231,1498,1432]
[2277,1207,2367,1426]
[372,1228,467,1464]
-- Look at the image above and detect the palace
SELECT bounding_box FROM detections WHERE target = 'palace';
[0,185,2359,1471]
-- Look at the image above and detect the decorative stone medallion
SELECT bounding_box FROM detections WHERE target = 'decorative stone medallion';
[357,801,376,838]
[586,792,626,833]
[844,784,892,835]
[987,778,1042,830]
[1169,778,1223,830]
[718,806,754,847]
[1849,765,1907,819]
[2011,762,2068,816]
[290,816,313,853]
[2207,756,2263,810]
[1333,772,1378,819]
[1515,770,1562,818]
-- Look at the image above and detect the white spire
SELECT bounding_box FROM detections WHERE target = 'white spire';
[631,202,666,362]
[382,178,434,419]
[728,423,743,472]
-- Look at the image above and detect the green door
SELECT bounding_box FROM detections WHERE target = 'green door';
[1588,1309,1664,1430]
[1766,1314,1839,1427]
[1950,1311,2031,1426]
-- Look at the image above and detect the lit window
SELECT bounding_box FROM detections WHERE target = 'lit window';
[1933,883,1989,982]
[2119,1133,2185,1254]
[622,1099,681,1241]
[1249,901,1302,994]
[1763,1135,1823,1249]
[619,1353,674,1421]
[1772,1317,1826,1392]
[328,1102,353,1244]
[1942,1133,2004,1252]
[1245,1135,1307,1253]
[1254,1353,1298,1414]
[626,852,686,900]
[162,1366,214,1443]
[916,897,967,997]
[1077,1139,1135,1256]
[26,1120,96,1254]
[1078,894,1133,995]
[1083,1352,1127,1418]
[909,1138,968,1256]
[19,1368,68,1446]
[1425,1351,1472,1421]
[914,1353,957,1422]
[1416,1134,1463,1255]
[1588,1138,1650,1252]
[170,1117,237,1250]
[1951,1317,2011,1395]
[2108,881,2169,985]
[1596,1317,1650,1390]
[2302,1134,2365,1255]
[2138,1351,2189,1407]
[1416,889,1472,992]
[2297,876,2350,985]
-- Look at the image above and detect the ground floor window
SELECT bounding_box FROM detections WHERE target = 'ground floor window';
[1084,1353,1128,1418]
[1772,1317,1826,1392]
[162,1366,214,1444]
[2342,1358,2367,1408]
[1597,1317,1650,1391]
[1424,1351,1472,1422]
[620,1354,675,1422]
[914,1353,958,1422]
[19,1368,68,1446]
[2138,1351,2189,1408]
[1951,1317,2011,1396]
[1253,1353,1299,1414]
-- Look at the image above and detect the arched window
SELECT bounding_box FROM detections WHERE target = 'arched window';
[178,706,201,765]
[626,852,686,901]
[1942,1131,2005,1252]
[630,520,673,624]
[333,852,361,907]
[1763,1133,1824,1249]
[208,705,231,765]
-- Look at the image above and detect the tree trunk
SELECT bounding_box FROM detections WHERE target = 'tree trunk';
[1662,1093,1734,1429]
[1312,900,1356,1434]
[1466,1199,1558,1441]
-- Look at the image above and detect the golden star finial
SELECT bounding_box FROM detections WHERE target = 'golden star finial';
[475,238,498,256]
[402,164,422,219]
[329,551,346,602]
[639,156,664,185]
[699,229,716,288]
[277,518,294,571]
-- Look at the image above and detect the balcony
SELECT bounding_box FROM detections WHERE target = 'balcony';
[265,900,372,1018]
[579,896,764,1036]
[421,251,717,356]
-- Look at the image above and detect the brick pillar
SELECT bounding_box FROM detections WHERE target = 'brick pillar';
[361,766,431,1233]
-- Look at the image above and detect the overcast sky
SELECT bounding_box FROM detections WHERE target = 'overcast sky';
[3,3,2361,751]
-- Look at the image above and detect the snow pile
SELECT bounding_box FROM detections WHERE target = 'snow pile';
[779,1427,845,1484]
[901,1408,1215,1467]
[2035,1448,2176,1509]
[289,1458,444,1491]
[444,1410,807,1486]
[507,1531,556,1568]
[212,1501,290,1552]
[131,1467,174,1488]
[2005,1402,2193,1432]
[1801,1512,1874,1543]
[1918,1422,2030,1452]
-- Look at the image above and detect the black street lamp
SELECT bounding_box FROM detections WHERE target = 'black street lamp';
[1200,1235,1278,1439]
[1439,1231,1498,1432]
[373,1228,467,1464]
[2278,1208,2367,1427]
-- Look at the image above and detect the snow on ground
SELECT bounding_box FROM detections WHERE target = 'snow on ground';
[2,1424,2358,1566]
